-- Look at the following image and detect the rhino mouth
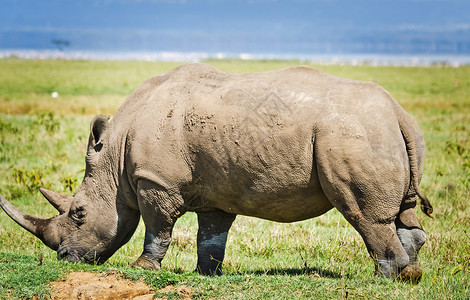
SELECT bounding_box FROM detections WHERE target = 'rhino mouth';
[57,248,82,263]
[57,247,107,265]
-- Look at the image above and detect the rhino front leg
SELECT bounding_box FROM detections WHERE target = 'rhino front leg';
[131,230,172,270]
[196,210,236,275]
[131,180,183,270]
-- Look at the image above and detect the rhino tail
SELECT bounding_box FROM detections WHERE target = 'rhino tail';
[398,111,434,218]
[417,187,433,218]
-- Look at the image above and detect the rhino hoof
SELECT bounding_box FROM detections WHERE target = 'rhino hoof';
[397,265,422,284]
[130,256,161,270]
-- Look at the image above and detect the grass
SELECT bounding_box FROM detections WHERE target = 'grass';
[0,58,469,299]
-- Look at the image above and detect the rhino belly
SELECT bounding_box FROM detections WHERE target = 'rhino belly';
[247,193,333,223]
[208,185,333,223]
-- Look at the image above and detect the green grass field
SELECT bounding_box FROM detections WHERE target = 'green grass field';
[0,58,469,299]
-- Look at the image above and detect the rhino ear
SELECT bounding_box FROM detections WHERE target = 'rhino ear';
[89,115,109,150]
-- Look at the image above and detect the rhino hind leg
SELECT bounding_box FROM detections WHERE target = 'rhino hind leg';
[395,206,427,283]
[367,224,411,279]
[324,190,412,279]
[315,144,414,280]
[345,215,411,279]
[316,180,412,278]
[196,210,236,275]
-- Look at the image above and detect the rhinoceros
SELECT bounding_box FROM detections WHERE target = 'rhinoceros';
[0,63,432,282]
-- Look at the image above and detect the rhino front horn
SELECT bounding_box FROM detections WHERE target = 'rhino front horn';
[39,188,73,214]
[0,194,61,250]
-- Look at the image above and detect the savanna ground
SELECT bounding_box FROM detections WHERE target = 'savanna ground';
[0,58,469,299]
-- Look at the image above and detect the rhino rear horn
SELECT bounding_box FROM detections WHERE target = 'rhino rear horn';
[0,194,61,250]
[39,188,73,214]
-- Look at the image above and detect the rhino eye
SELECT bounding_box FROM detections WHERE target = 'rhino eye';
[70,207,86,224]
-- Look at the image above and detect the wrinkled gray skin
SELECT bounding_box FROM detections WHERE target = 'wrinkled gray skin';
[0,63,433,282]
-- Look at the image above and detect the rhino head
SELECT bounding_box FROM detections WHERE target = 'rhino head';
[0,115,140,264]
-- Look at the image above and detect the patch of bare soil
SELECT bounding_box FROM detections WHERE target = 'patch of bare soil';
[50,271,193,300]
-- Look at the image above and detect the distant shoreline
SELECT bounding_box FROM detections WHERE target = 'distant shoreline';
[1,49,470,67]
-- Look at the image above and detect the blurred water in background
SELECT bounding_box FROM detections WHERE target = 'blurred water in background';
[2,49,470,67]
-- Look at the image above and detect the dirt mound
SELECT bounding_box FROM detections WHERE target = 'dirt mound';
[50,271,194,299]
[50,271,155,299]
